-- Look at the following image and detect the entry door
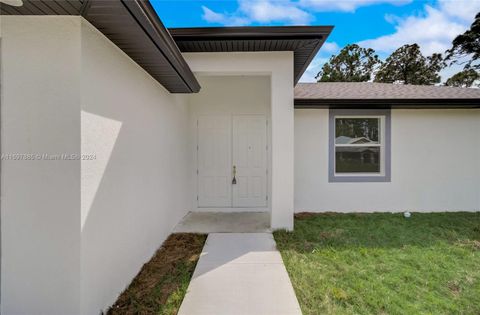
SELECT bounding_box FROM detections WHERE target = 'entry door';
[232,115,267,207]
[197,116,232,207]
[197,115,267,208]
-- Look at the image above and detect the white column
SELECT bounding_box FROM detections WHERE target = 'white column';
[270,59,294,231]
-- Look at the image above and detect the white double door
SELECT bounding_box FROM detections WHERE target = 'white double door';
[197,115,268,208]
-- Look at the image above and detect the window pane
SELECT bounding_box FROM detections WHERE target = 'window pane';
[335,146,380,173]
[335,118,379,144]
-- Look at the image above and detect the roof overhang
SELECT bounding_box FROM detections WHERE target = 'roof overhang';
[169,26,334,85]
[294,98,480,109]
[1,1,334,92]
[0,0,201,93]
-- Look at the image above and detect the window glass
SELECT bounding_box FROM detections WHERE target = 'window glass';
[335,118,379,144]
[335,147,380,173]
[329,109,390,182]
[335,117,381,174]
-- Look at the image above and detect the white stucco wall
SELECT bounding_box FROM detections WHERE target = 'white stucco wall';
[183,52,295,230]
[1,16,82,315]
[80,21,191,315]
[187,75,271,212]
[295,109,480,212]
[1,17,191,315]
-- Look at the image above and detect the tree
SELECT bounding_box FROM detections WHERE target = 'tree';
[445,69,480,88]
[445,12,480,70]
[374,44,445,85]
[316,44,381,82]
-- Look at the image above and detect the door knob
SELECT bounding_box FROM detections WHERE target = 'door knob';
[232,165,237,185]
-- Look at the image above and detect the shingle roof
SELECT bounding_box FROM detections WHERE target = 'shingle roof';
[295,82,480,99]
[294,82,480,108]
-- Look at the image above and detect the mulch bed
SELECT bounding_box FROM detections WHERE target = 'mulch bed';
[107,233,206,315]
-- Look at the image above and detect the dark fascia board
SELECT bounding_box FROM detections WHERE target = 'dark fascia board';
[80,0,92,15]
[119,0,200,93]
[169,26,334,41]
[294,32,327,84]
[294,98,480,109]
[169,26,334,85]
[0,0,200,93]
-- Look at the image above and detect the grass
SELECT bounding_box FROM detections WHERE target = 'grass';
[274,212,480,315]
[107,233,206,315]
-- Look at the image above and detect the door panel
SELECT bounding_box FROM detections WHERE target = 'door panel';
[197,116,231,207]
[232,115,267,207]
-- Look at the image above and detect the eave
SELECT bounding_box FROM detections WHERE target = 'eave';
[0,0,201,93]
[294,98,480,109]
[169,26,334,85]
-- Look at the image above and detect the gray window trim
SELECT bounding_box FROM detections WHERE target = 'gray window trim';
[329,108,391,183]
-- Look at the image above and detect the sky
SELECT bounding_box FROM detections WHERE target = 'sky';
[152,0,480,82]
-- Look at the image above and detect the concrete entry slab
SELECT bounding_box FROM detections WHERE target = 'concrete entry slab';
[178,233,302,315]
[173,212,270,233]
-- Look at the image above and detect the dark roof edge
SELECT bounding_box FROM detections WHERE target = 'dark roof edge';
[119,0,200,93]
[169,26,334,40]
[169,25,334,86]
[294,98,480,109]
[294,33,330,84]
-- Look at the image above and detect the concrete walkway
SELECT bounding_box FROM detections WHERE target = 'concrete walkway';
[178,233,302,315]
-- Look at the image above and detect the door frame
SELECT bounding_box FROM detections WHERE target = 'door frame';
[195,114,270,212]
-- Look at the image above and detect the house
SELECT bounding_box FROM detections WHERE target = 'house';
[0,1,479,314]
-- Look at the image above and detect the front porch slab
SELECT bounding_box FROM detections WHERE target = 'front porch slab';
[173,212,271,233]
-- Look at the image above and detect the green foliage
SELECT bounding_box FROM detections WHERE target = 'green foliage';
[446,12,480,70]
[374,44,445,85]
[445,69,480,88]
[275,212,480,315]
[316,44,381,82]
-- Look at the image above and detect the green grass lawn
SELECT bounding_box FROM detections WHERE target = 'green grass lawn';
[274,212,480,315]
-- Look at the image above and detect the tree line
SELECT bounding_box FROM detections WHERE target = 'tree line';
[316,12,480,87]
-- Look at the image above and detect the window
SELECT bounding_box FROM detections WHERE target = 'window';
[329,109,391,182]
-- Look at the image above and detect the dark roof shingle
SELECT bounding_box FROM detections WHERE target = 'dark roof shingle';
[295,82,480,108]
[295,82,480,99]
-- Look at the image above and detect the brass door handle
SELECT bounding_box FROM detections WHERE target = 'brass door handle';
[232,165,237,185]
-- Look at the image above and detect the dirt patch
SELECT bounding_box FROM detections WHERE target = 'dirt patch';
[295,212,350,219]
[319,229,344,239]
[294,212,317,219]
[456,239,480,251]
[107,233,206,315]
[447,281,462,296]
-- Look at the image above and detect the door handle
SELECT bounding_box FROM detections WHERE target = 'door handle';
[232,165,237,185]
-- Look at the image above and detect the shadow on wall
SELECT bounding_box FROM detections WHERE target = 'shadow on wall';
[80,21,192,314]
[80,94,191,314]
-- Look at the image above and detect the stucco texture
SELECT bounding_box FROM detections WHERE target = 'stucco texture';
[295,108,480,212]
